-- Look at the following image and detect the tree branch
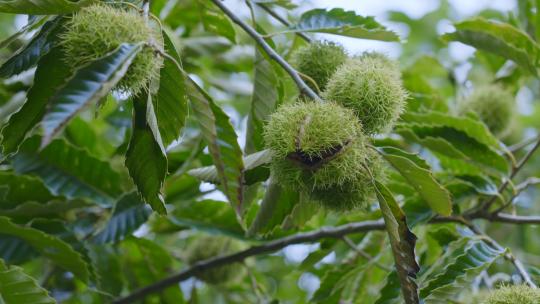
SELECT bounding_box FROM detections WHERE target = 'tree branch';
[210,0,321,101]
[112,220,385,304]
[113,212,540,303]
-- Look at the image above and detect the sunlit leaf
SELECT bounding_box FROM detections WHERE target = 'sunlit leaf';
[0,259,55,304]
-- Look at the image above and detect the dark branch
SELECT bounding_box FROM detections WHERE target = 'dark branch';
[113,212,540,303]
[210,0,321,101]
[112,220,385,304]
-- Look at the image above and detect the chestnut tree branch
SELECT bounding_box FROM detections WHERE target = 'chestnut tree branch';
[210,0,321,101]
[113,212,540,303]
[112,220,385,304]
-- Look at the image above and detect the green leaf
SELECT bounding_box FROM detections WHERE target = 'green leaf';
[0,200,90,220]
[245,48,281,154]
[152,32,188,148]
[312,263,369,303]
[198,1,236,43]
[168,199,244,238]
[0,216,90,282]
[373,181,419,304]
[378,147,453,216]
[0,236,37,264]
[125,91,168,215]
[186,75,245,217]
[0,259,55,304]
[0,0,94,14]
[0,17,61,78]
[375,271,402,304]
[289,8,399,41]
[398,125,509,175]
[0,172,57,209]
[247,176,299,236]
[119,238,185,304]
[41,43,142,147]
[92,192,151,244]
[13,137,123,206]
[188,149,272,185]
[402,111,503,150]
[88,244,124,296]
[442,17,540,75]
[0,46,72,158]
[419,237,505,303]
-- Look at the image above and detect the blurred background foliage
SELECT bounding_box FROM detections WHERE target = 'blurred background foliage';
[1,0,540,303]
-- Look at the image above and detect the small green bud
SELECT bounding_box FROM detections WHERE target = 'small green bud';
[291,40,348,91]
[323,53,407,135]
[60,4,163,95]
[186,235,245,285]
[484,285,540,304]
[457,84,515,137]
[264,101,380,210]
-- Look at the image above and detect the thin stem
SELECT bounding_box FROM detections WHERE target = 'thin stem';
[210,0,321,101]
[342,236,392,272]
[468,222,537,288]
[254,2,311,42]
[482,135,540,211]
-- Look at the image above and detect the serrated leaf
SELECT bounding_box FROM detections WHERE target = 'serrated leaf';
[185,75,245,217]
[289,8,399,41]
[402,111,503,150]
[312,263,369,303]
[0,172,57,209]
[0,216,90,282]
[12,137,122,206]
[398,125,509,175]
[0,46,72,158]
[420,237,505,303]
[442,17,540,75]
[153,32,188,148]
[378,147,452,216]
[0,200,90,220]
[41,43,142,147]
[188,149,272,185]
[0,0,94,14]
[92,192,151,244]
[125,91,168,215]
[168,199,244,238]
[0,17,61,78]
[373,181,419,304]
[247,176,299,236]
[0,258,56,304]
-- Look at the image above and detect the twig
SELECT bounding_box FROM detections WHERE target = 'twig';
[254,2,311,42]
[491,177,540,214]
[210,0,321,101]
[509,136,539,153]
[467,222,538,288]
[481,135,540,211]
[142,0,150,22]
[112,220,385,303]
[342,236,392,271]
